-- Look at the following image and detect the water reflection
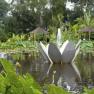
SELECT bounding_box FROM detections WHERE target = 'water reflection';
[1,51,94,87]
[77,52,94,85]
[7,52,80,87]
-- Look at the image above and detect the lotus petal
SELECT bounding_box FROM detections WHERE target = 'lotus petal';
[38,42,49,61]
[61,42,76,63]
[38,40,81,64]
[75,39,81,49]
[72,47,80,63]
[48,43,62,63]
[60,40,69,54]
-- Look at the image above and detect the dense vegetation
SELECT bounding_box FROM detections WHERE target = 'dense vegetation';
[1,0,94,94]
[0,59,71,94]
[1,0,94,41]
[0,0,94,53]
[0,59,94,94]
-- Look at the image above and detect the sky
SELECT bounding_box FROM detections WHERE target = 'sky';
[5,0,12,3]
[5,0,75,11]
[66,1,75,11]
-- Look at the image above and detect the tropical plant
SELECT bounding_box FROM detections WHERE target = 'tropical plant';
[0,59,42,94]
[0,59,70,94]
[80,40,94,53]
[82,87,94,94]
[47,84,69,94]
[1,59,94,94]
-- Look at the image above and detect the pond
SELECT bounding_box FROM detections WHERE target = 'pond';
[1,51,94,88]
[77,52,94,85]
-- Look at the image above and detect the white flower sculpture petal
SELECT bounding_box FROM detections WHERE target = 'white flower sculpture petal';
[38,42,49,61]
[61,41,76,63]
[38,40,81,79]
[48,43,62,63]
[38,39,81,64]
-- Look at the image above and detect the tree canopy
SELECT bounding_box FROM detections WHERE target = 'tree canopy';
[1,0,94,37]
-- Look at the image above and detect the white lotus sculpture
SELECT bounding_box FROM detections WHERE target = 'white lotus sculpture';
[38,39,81,64]
[38,39,81,77]
[38,28,81,79]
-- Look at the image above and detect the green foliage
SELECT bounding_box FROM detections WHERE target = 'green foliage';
[0,34,38,52]
[84,11,91,26]
[0,0,9,19]
[1,59,94,94]
[18,74,41,94]
[0,28,8,42]
[80,40,94,53]
[35,33,45,41]
[0,59,42,94]
[82,87,94,94]
[77,11,94,29]
[0,59,70,94]
[0,0,9,42]
[47,84,69,94]
[0,74,6,93]
[5,0,48,34]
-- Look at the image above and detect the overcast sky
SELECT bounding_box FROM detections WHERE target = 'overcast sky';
[5,0,12,3]
[5,0,75,10]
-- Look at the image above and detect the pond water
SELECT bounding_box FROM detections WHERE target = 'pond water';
[2,51,94,88]
[77,52,94,85]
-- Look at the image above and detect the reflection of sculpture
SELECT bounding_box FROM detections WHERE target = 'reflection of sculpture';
[38,39,81,74]
[38,41,81,91]
[38,27,81,64]
[38,28,81,85]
